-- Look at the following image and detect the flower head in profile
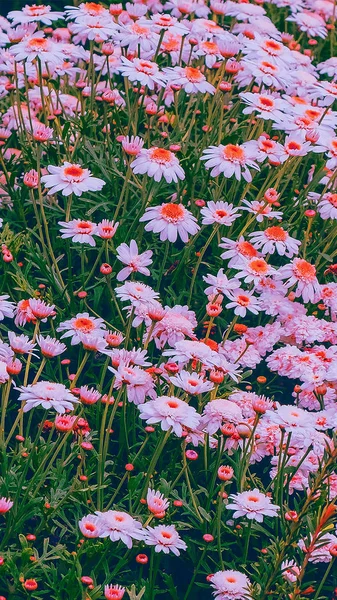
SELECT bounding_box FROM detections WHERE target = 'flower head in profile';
[200,201,240,226]
[41,162,105,197]
[210,570,252,600]
[95,510,145,548]
[146,488,170,516]
[0,497,13,514]
[116,240,153,281]
[131,147,185,184]
[226,489,280,522]
[140,203,199,243]
[57,312,106,345]
[18,381,79,413]
[139,395,200,437]
[144,524,187,555]
[58,219,98,247]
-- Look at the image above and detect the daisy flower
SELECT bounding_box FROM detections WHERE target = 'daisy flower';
[144,525,187,555]
[315,192,337,220]
[203,269,240,298]
[36,335,67,359]
[121,135,144,157]
[9,32,64,65]
[220,236,259,267]
[0,295,15,320]
[116,240,153,282]
[95,510,145,548]
[8,5,64,25]
[225,289,261,317]
[276,258,321,303]
[115,281,159,307]
[8,332,36,355]
[58,219,98,246]
[118,57,166,90]
[104,585,125,600]
[140,202,199,243]
[0,497,14,514]
[41,163,105,197]
[201,142,260,182]
[249,227,301,257]
[18,381,78,413]
[200,398,243,434]
[28,299,55,320]
[210,570,252,600]
[241,200,283,222]
[57,312,106,345]
[163,339,215,366]
[226,489,280,522]
[200,201,240,226]
[170,370,214,394]
[287,10,327,38]
[233,257,275,285]
[240,91,285,121]
[138,395,200,437]
[163,66,215,94]
[131,147,185,184]
[146,489,170,516]
[78,514,103,538]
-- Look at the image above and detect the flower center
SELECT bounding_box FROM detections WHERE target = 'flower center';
[265,226,287,241]
[167,400,179,408]
[76,221,94,233]
[184,67,204,82]
[132,24,150,35]
[247,495,259,502]
[237,295,250,306]
[215,209,228,218]
[137,60,156,74]
[25,4,50,16]
[160,203,185,222]
[223,144,245,163]
[287,141,301,152]
[149,148,173,164]
[161,531,172,539]
[73,318,96,333]
[63,165,85,181]
[259,96,274,109]
[237,241,258,257]
[260,61,277,73]
[249,259,269,274]
[27,37,49,51]
[85,523,96,532]
[85,2,105,15]
[293,259,316,282]
[263,39,282,54]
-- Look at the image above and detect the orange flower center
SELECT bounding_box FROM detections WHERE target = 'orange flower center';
[76,221,94,233]
[265,226,288,241]
[85,523,96,532]
[137,60,155,74]
[293,259,316,281]
[132,24,150,35]
[73,318,96,333]
[327,193,337,206]
[85,2,105,15]
[304,109,320,121]
[223,144,245,163]
[167,400,179,408]
[249,259,269,274]
[247,495,259,502]
[237,294,250,306]
[287,141,301,152]
[27,37,49,50]
[184,66,204,82]
[26,4,49,15]
[149,148,172,164]
[160,203,185,222]
[202,41,218,53]
[237,241,258,258]
[63,165,85,180]
[162,531,172,539]
[263,39,282,53]
[215,209,228,218]
[259,96,274,108]
[260,61,277,73]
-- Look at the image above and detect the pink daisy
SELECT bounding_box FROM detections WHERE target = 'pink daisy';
[140,202,199,243]
[131,147,185,184]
